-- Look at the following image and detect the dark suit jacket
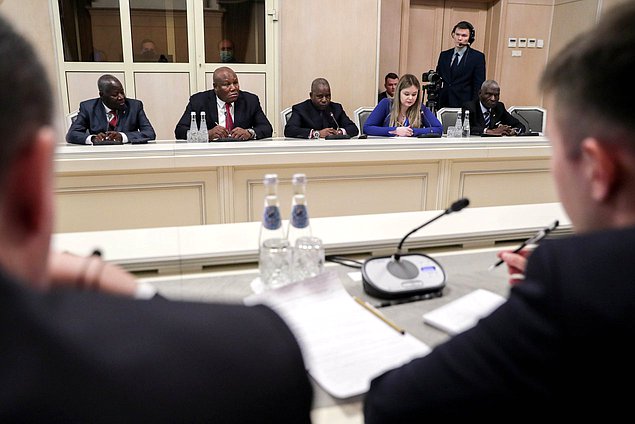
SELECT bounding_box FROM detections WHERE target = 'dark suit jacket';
[66,98,156,145]
[0,268,312,422]
[364,226,635,422]
[462,99,525,135]
[174,90,272,140]
[436,47,486,108]
[284,99,359,138]
[377,91,388,103]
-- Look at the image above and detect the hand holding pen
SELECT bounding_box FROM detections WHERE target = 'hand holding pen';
[489,220,560,282]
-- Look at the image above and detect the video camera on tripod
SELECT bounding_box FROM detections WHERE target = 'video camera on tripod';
[422,70,443,115]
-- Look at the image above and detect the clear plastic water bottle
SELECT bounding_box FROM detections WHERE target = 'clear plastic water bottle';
[454,112,463,138]
[287,174,324,281]
[287,173,312,247]
[198,111,209,142]
[462,110,470,137]
[258,174,291,288]
[187,111,198,143]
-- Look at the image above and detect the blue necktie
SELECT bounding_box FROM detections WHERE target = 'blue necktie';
[484,110,491,127]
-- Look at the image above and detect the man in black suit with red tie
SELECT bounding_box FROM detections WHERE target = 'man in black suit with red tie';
[0,15,311,422]
[435,21,485,109]
[174,66,273,141]
[284,78,359,139]
[66,74,156,145]
[462,80,525,136]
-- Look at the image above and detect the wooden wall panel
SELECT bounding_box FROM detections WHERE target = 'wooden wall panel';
[134,72,191,140]
[66,72,126,114]
[280,0,379,122]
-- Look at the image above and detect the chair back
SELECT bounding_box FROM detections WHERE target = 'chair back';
[507,106,547,134]
[354,107,374,134]
[436,107,461,134]
[280,107,293,128]
[66,110,79,129]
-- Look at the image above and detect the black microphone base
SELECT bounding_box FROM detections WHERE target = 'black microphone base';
[362,253,446,300]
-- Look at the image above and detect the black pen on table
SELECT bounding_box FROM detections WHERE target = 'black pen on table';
[488,220,560,271]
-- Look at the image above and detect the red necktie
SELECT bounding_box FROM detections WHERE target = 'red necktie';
[108,110,118,130]
[225,103,234,131]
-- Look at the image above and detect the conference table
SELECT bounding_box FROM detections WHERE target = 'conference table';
[54,135,556,233]
[142,246,515,423]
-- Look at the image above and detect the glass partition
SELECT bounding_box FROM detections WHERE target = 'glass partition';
[130,0,189,63]
[204,0,266,64]
[58,0,123,62]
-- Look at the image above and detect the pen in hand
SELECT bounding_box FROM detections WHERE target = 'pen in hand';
[488,220,560,271]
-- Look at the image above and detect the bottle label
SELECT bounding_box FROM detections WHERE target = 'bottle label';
[263,206,282,230]
[291,204,309,229]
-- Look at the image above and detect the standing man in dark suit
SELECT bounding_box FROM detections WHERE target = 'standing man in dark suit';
[435,21,485,109]
[365,3,635,421]
[462,80,525,135]
[66,74,156,145]
[284,78,359,139]
[377,72,399,103]
[175,66,272,141]
[0,15,312,422]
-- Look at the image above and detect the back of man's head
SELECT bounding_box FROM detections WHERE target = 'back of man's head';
[542,2,635,150]
[0,14,52,183]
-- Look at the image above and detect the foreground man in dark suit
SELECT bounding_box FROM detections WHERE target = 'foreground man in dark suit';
[462,80,525,136]
[175,66,272,141]
[0,16,311,422]
[435,21,485,109]
[284,78,359,139]
[365,3,635,421]
[66,74,156,144]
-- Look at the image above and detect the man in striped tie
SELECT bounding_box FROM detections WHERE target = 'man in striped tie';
[461,80,525,136]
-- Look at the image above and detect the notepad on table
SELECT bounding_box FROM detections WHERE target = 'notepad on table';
[244,271,430,398]
[422,289,506,335]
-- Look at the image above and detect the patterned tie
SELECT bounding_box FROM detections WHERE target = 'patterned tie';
[484,110,491,127]
[108,110,118,130]
[225,102,234,131]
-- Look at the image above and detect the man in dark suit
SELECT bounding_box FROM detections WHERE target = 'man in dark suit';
[66,74,156,145]
[0,15,312,422]
[462,80,525,136]
[365,3,635,421]
[284,78,359,139]
[377,72,398,103]
[175,66,272,141]
[435,21,485,109]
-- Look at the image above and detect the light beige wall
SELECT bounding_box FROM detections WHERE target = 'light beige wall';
[280,0,379,117]
[378,0,403,97]
[0,0,64,135]
[549,0,599,61]
[497,0,553,107]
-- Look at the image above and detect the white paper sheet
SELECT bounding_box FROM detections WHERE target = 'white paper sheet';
[422,288,506,335]
[244,271,430,398]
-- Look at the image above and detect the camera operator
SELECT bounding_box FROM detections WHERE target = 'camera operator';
[436,21,485,109]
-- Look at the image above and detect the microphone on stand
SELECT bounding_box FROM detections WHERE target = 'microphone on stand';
[362,198,470,300]
[329,112,340,131]
[326,111,351,139]
[512,110,540,136]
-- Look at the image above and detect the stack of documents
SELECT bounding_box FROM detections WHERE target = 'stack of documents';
[245,271,430,398]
